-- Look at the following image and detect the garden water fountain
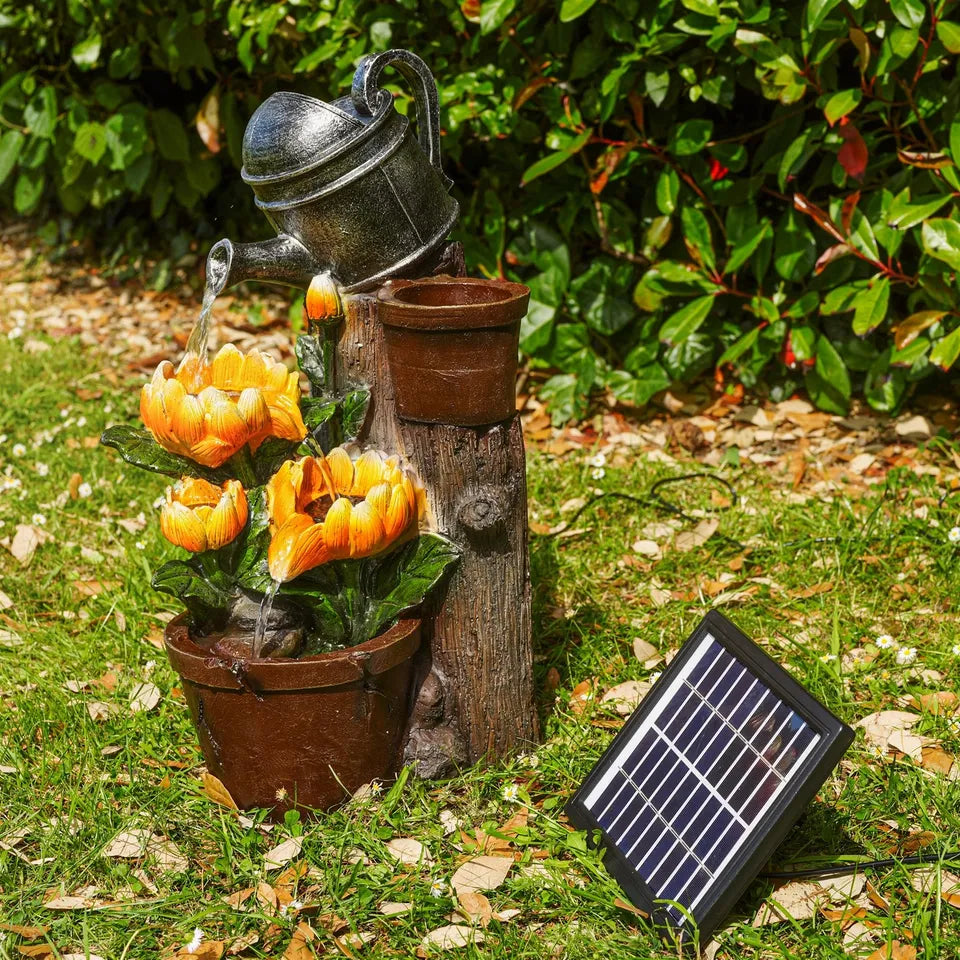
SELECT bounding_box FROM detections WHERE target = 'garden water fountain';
[105,48,537,813]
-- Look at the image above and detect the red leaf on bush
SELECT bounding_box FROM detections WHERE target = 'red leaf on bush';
[794,193,845,243]
[590,171,609,195]
[814,243,851,275]
[841,190,861,234]
[512,75,553,111]
[837,118,868,181]
[709,157,729,181]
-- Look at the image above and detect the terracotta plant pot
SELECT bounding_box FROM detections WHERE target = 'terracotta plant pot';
[377,275,530,426]
[165,614,421,817]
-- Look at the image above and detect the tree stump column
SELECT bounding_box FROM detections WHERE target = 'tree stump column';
[336,254,538,777]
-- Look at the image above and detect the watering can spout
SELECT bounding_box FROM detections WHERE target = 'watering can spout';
[206,235,322,294]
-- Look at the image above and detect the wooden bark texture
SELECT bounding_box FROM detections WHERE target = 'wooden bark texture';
[335,245,537,775]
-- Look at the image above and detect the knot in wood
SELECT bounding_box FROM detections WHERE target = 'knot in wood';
[457,489,505,533]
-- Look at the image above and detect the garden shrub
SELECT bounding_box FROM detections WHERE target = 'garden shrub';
[2,0,960,419]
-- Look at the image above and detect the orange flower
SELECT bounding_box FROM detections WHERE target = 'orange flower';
[265,447,422,582]
[305,272,344,322]
[160,478,248,553]
[140,344,306,468]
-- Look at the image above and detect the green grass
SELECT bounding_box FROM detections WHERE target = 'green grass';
[1,332,959,959]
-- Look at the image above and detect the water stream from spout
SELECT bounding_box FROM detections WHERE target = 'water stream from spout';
[178,244,231,379]
[253,579,281,658]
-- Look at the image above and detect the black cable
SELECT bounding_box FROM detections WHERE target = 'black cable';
[760,848,960,880]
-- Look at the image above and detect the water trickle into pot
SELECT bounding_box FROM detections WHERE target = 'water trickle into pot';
[253,580,281,658]
[179,244,231,372]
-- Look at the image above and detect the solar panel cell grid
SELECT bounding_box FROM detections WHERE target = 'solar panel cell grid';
[577,627,828,933]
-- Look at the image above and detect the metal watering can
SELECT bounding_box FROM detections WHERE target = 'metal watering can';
[208,49,459,294]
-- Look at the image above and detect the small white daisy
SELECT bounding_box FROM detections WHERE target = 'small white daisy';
[367,780,383,795]
[502,783,520,802]
[144,660,157,673]
[60,409,69,418]
[153,495,165,509]
[11,443,25,457]
[895,646,917,665]
[35,462,49,477]
[31,513,46,526]
[185,928,204,953]
[588,451,607,468]
[820,654,838,662]
[648,671,662,684]
[135,541,146,550]
[279,898,304,916]
[591,466,606,480]
[77,482,93,498]
[103,403,113,414]
[76,416,87,428]
[949,527,960,543]
[518,752,539,769]
[429,878,447,898]
[952,644,960,657]
[2,477,21,492]
[0,434,7,444]
[7,327,22,340]
[947,715,960,735]
[875,634,896,650]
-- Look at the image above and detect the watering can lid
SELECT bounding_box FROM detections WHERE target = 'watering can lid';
[241,91,372,183]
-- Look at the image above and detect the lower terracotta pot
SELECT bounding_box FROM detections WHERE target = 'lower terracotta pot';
[377,275,530,426]
[164,614,421,817]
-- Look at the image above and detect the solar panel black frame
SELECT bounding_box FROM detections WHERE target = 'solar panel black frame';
[565,610,854,947]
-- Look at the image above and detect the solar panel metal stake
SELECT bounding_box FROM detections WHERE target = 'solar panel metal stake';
[566,610,854,946]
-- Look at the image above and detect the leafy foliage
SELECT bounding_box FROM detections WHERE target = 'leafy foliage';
[6,0,960,415]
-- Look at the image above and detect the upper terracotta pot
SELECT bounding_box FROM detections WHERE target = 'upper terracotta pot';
[377,276,530,427]
[165,614,421,816]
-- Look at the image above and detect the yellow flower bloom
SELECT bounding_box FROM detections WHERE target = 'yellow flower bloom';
[140,344,306,468]
[265,448,422,582]
[160,478,249,553]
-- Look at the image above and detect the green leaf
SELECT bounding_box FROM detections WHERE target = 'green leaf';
[100,424,232,482]
[152,559,233,622]
[363,534,460,643]
[521,129,592,185]
[251,437,300,485]
[480,0,517,34]
[645,69,671,107]
[151,109,189,162]
[937,21,960,53]
[890,0,925,29]
[806,0,843,31]
[295,335,326,391]
[340,388,370,441]
[606,366,671,406]
[864,348,908,413]
[852,276,890,335]
[539,373,585,425]
[659,295,715,346]
[716,326,760,366]
[774,209,817,280]
[805,336,850,414]
[930,326,960,370]
[790,326,816,362]
[656,168,679,215]
[724,222,770,275]
[559,0,599,21]
[13,169,43,214]
[822,89,862,125]
[670,119,713,156]
[571,258,635,335]
[681,207,715,273]
[922,218,960,270]
[886,194,951,230]
[73,122,107,164]
[71,32,102,69]
[0,130,24,187]
[24,87,56,139]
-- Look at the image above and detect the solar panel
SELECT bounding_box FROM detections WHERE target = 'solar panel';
[566,610,854,945]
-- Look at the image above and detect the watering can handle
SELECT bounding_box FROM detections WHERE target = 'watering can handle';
[352,48,453,192]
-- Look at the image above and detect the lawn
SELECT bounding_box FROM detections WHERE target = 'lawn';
[0,287,959,960]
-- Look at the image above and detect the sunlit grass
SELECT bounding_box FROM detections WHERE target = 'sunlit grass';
[0,333,958,958]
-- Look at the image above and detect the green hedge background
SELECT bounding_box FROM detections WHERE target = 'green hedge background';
[3,0,960,420]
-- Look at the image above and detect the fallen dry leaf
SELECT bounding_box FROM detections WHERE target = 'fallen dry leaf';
[379,901,413,916]
[418,925,484,952]
[451,855,512,896]
[129,681,161,713]
[101,829,151,859]
[17,946,55,958]
[752,880,828,926]
[147,835,188,873]
[264,836,304,870]
[43,895,100,910]
[600,680,650,716]
[866,941,917,960]
[674,518,719,552]
[385,836,433,865]
[920,745,956,777]
[456,891,493,926]
[282,922,318,960]
[202,772,239,812]
[0,924,48,939]
[568,679,596,715]
[856,710,921,754]
[631,637,660,666]
[7,524,49,566]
